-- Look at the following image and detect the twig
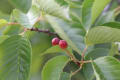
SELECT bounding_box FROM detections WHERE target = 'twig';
[71,60,92,76]
[72,63,83,76]
[71,47,91,76]
[64,49,79,63]
[34,15,44,24]
[27,28,60,38]
[7,22,19,25]
[6,22,60,38]
[79,60,92,64]
[19,28,27,35]
[81,47,87,61]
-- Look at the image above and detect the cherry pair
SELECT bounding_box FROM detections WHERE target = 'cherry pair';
[52,37,68,49]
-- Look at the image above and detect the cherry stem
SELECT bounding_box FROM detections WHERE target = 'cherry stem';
[19,28,28,35]
[64,49,79,63]
[81,47,87,61]
[71,47,92,76]
[71,60,92,76]
[72,66,82,76]
[79,60,92,63]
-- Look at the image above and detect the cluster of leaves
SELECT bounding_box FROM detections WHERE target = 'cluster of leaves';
[0,0,120,80]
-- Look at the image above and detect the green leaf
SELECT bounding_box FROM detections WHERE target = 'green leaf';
[102,22,120,29]
[82,0,94,30]
[84,48,109,80]
[0,35,32,80]
[13,9,32,28]
[0,19,8,28]
[42,46,63,55]
[59,72,71,80]
[46,15,85,54]
[36,0,69,20]
[85,48,109,60]
[41,46,73,58]
[82,0,111,29]
[69,6,82,23]
[13,5,39,28]
[0,0,14,14]
[55,0,68,5]
[3,13,23,35]
[92,56,120,80]
[65,0,83,7]
[9,0,32,13]
[31,53,59,77]
[0,11,10,20]
[0,35,9,44]
[94,11,115,26]
[31,53,59,75]
[91,0,111,24]
[30,32,52,74]
[94,43,111,49]
[3,24,22,35]
[109,43,119,56]
[42,55,69,80]
[64,61,86,80]
[116,14,120,22]
[31,32,52,56]
[86,26,120,45]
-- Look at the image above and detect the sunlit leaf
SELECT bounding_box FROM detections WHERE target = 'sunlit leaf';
[13,5,40,28]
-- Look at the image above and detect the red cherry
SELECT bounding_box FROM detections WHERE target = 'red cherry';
[59,40,68,49]
[52,37,60,46]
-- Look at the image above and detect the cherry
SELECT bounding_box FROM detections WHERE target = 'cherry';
[52,37,60,46]
[59,40,68,49]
